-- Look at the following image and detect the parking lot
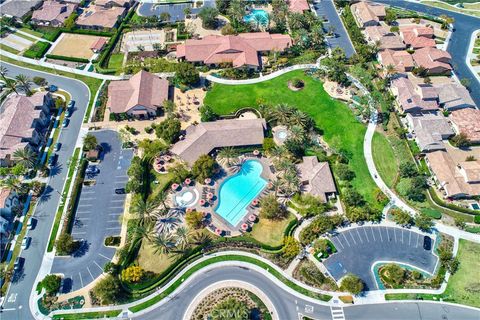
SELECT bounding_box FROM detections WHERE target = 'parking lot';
[324,226,439,290]
[312,0,355,58]
[52,130,133,292]
[137,0,215,21]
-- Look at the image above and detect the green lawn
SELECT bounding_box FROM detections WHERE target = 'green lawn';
[52,310,122,320]
[19,27,44,38]
[372,132,397,188]
[386,240,480,307]
[248,213,296,247]
[0,43,20,54]
[204,70,380,205]
[421,1,480,17]
[107,53,124,69]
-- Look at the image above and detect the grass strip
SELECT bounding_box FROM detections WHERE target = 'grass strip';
[52,310,122,320]
[46,148,80,252]
[0,43,20,54]
[129,255,332,313]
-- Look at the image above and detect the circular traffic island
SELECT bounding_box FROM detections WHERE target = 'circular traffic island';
[288,78,305,91]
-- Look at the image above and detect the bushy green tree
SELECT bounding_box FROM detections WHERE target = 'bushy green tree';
[283,236,301,259]
[198,7,219,29]
[340,274,364,295]
[93,275,122,305]
[414,213,434,231]
[175,62,199,86]
[155,117,181,144]
[391,208,413,226]
[383,264,405,285]
[192,155,217,181]
[55,233,76,255]
[199,104,218,122]
[259,194,287,220]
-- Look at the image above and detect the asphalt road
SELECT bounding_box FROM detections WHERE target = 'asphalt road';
[325,226,438,290]
[135,266,480,320]
[374,0,480,106]
[51,130,132,293]
[0,62,90,320]
[137,0,215,21]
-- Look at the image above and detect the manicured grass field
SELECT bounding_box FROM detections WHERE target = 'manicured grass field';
[421,1,480,17]
[372,132,397,188]
[19,27,44,38]
[205,70,384,205]
[249,213,296,247]
[107,53,124,69]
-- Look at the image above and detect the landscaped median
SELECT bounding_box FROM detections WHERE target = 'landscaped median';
[51,253,333,319]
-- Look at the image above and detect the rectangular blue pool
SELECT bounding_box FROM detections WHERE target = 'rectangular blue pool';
[215,160,267,226]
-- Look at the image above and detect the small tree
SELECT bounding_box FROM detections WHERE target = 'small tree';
[55,233,76,255]
[198,7,219,29]
[121,265,144,283]
[39,274,61,295]
[451,133,470,148]
[340,274,364,295]
[391,208,413,226]
[33,76,47,86]
[92,275,122,305]
[199,104,218,122]
[175,62,199,86]
[191,154,217,181]
[185,210,204,229]
[383,264,405,285]
[399,162,417,178]
[260,194,287,220]
[282,236,300,259]
[414,213,434,232]
[83,133,98,151]
[313,238,329,253]
[155,117,181,144]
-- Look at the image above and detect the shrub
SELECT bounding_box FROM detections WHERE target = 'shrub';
[262,138,275,152]
[414,212,434,231]
[23,41,51,59]
[55,233,76,255]
[45,54,90,63]
[191,154,217,182]
[103,262,119,275]
[382,264,406,285]
[199,104,218,122]
[175,62,199,86]
[390,208,413,226]
[155,117,181,144]
[291,78,304,88]
[282,236,300,259]
[92,275,123,305]
[33,76,47,86]
[121,266,144,283]
[185,210,204,229]
[340,274,364,295]
[39,274,61,295]
[104,236,121,246]
[260,194,287,220]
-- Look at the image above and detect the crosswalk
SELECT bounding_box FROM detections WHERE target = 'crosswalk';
[330,306,346,320]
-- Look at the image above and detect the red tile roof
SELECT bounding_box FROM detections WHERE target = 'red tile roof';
[288,0,310,13]
[450,108,480,143]
[412,47,452,74]
[379,49,414,72]
[399,25,436,49]
[32,1,76,24]
[90,37,107,51]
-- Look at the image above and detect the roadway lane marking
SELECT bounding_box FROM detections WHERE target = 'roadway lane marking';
[93,260,104,272]
[341,233,351,247]
[78,272,84,287]
[363,227,369,242]
[370,227,376,241]
[80,197,96,201]
[304,305,314,313]
[98,253,111,260]
[355,228,363,243]
[330,306,345,320]
[349,231,357,245]
[86,266,94,281]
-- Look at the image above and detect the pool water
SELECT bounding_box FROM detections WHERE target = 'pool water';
[243,9,269,27]
[215,160,267,226]
[472,203,480,210]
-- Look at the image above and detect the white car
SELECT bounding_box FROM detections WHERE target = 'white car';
[21,237,30,250]
[27,217,34,230]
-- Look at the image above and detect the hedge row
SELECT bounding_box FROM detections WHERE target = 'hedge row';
[63,159,87,234]
[46,54,90,63]
[428,188,479,216]
[23,41,51,59]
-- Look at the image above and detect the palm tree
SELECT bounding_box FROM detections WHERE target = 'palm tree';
[12,148,37,168]
[190,232,212,246]
[83,134,98,151]
[269,146,286,161]
[288,110,311,129]
[228,0,245,28]
[155,209,181,234]
[281,171,300,196]
[276,158,295,174]
[0,66,18,94]
[151,233,175,255]
[288,125,306,144]
[0,66,8,82]
[14,74,32,95]
[130,197,159,226]
[0,177,24,194]
[129,223,155,250]
[175,226,190,250]
[385,64,397,80]
[269,178,284,197]
[272,104,294,125]
[153,190,169,210]
[217,147,239,167]
[229,157,246,174]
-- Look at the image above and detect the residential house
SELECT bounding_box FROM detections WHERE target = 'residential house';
[351,1,386,28]
[171,119,266,165]
[434,81,476,111]
[450,108,480,144]
[95,0,133,8]
[406,113,454,152]
[0,188,19,219]
[31,1,77,27]
[390,77,439,114]
[378,49,414,73]
[75,5,126,29]
[0,92,53,167]
[399,25,436,49]
[412,47,452,75]
[106,70,170,118]
[426,151,480,198]
[363,26,406,51]
[0,0,42,20]
[288,0,310,13]
[90,37,107,53]
[176,33,293,70]
[295,156,337,202]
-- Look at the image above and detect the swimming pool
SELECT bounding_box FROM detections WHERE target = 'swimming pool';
[215,160,267,226]
[243,9,269,27]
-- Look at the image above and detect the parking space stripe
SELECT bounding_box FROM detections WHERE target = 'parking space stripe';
[110,200,125,203]
[416,233,420,248]
[378,227,383,242]
[86,266,94,281]
[355,228,363,243]
[363,227,369,242]
[370,227,376,241]
[98,253,110,260]
[78,272,84,288]
[72,232,86,235]
[394,228,397,242]
[80,198,96,201]
[93,260,104,272]
[107,220,119,223]
[106,227,120,230]
[109,206,125,209]
[333,237,344,249]
[408,231,412,246]
[341,233,351,247]
[386,227,390,241]
[349,231,357,245]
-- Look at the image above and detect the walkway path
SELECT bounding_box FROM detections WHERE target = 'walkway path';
[8,27,52,43]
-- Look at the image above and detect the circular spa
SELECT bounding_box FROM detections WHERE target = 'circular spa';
[174,187,199,208]
[272,126,290,146]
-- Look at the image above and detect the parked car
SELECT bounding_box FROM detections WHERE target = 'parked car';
[27,217,35,230]
[21,237,30,250]
[54,142,61,152]
[62,118,69,127]
[67,100,75,108]
[423,236,432,250]
[14,257,23,271]
[65,109,72,117]
[115,188,126,194]
[48,153,57,167]
[86,165,99,175]
[47,84,58,92]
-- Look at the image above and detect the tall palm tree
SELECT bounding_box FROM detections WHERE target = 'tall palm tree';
[14,74,32,95]
[155,209,181,234]
[272,104,294,125]
[276,158,295,174]
[269,146,286,162]
[83,134,98,151]
[153,190,169,210]
[12,148,37,169]
[129,223,155,251]
[0,177,24,194]
[0,66,18,94]
[0,66,8,82]
[151,233,175,255]
[385,64,397,80]
[289,110,312,129]
[228,0,245,28]
[269,178,284,197]
[190,232,212,246]
[130,197,159,226]
[288,125,306,144]
[175,226,190,250]
[217,147,239,167]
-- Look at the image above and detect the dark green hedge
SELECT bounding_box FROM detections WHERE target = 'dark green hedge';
[474,215,480,224]
[46,54,90,63]
[428,188,479,215]
[23,41,51,59]
[64,159,87,234]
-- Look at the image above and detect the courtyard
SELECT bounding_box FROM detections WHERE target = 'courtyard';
[49,33,109,60]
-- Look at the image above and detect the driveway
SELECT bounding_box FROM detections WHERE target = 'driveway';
[51,130,132,292]
[312,0,355,58]
[0,62,90,319]
[324,226,439,290]
[375,0,480,106]
[137,0,215,21]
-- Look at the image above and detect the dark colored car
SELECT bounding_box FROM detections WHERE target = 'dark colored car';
[47,85,58,92]
[14,257,24,271]
[423,236,432,251]
[67,100,75,108]
[54,142,61,152]
[48,153,58,167]
[115,188,126,194]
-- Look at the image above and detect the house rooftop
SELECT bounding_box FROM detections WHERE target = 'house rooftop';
[450,108,480,143]
[351,1,386,26]
[0,0,42,18]
[288,0,310,13]
[32,1,76,23]
[412,47,452,74]
[407,113,454,152]
[0,188,12,209]
[364,26,406,50]
[391,77,439,113]
[171,118,266,165]
[379,49,414,72]
[399,25,436,49]
[76,5,125,28]
[296,156,337,202]
[434,82,475,111]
